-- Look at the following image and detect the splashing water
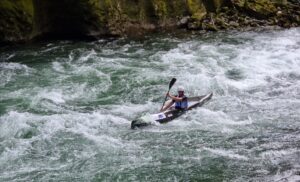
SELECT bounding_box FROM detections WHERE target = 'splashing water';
[0,28,300,181]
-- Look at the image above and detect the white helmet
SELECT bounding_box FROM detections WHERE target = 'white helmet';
[177,86,185,92]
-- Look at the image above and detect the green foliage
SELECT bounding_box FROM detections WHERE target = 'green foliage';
[245,0,277,18]
[187,0,207,20]
[0,0,34,42]
[152,0,168,20]
[0,0,298,42]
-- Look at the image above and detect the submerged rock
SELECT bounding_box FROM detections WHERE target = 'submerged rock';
[0,0,299,43]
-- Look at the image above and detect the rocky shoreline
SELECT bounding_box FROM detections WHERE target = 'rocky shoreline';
[0,0,299,43]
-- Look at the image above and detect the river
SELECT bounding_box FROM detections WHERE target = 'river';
[0,28,300,181]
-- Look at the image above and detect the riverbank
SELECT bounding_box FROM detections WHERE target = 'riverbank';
[0,0,299,43]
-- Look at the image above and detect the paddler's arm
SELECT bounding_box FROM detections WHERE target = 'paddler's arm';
[160,96,175,112]
[167,92,183,102]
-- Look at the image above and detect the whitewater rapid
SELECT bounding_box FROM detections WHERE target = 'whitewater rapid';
[0,28,299,181]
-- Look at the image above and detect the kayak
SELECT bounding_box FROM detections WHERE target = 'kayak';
[131,92,213,129]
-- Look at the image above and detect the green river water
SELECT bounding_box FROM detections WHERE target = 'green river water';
[0,28,300,181]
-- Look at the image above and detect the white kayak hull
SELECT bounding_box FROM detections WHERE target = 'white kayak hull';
[131,93,213,129]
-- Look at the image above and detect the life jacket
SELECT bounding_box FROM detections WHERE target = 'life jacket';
[174,95,188,110]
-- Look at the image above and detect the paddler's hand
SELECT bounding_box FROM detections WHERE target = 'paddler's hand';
[166,92,171,98]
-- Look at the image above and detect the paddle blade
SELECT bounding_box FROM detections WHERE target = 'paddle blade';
[169,78,176,89]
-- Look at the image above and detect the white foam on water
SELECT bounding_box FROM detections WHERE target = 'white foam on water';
[68,49,97,64]
[161,47,198,64]
[0,111,33,139]
[1,28,300,181]
[0,112,41,168]
[157,105,254,134]
[139,113,159,125]
[0,140,32,167]
[62,56,113,95]
[40,45,61,53]
[156,29,300,94]
[267,170,300,182]
[158,58,213,96]
[52,60,113,102]
[52,61,66,73]
[0,109,139,172]
[202,147,248,161]
[156,41,234,95]
[69,63,106,77]
[152,105,252,134]
[192,108,252,126]
[1,86,71,114]
[5,53,16,60]
[0,62,34,86]
[260,148,298,161]
[28,89,70,113]
[4,75,110,112]
[0,109,127,141]
[110,101,159,118]
[0,62,31,71]
[238,137,257,145]
[37,89,66,104]
[228,30,300,91]
[78,49,97,63]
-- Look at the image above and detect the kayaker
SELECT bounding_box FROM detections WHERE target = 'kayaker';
[160,86,188,112]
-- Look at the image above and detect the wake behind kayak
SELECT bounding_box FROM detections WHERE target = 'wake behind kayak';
[131,92,213,129]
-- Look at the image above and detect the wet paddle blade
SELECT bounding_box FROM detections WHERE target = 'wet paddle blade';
[169,78,176,89]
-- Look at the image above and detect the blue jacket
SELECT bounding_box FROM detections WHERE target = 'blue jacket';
[174,95,188,110]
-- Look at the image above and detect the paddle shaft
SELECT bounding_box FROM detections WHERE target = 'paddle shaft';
[160,78,176,111]
[160,90,170,111]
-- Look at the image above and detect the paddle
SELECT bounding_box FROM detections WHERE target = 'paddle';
[160,78,176,111]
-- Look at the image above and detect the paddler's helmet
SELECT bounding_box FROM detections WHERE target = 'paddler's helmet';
[177,86,185,92]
